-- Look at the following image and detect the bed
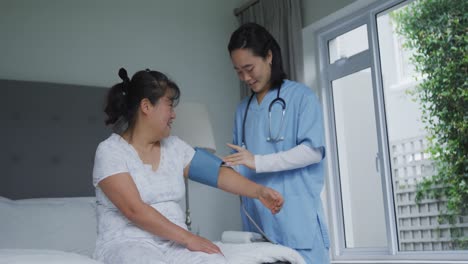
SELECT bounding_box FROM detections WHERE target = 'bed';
[0,79,305,264]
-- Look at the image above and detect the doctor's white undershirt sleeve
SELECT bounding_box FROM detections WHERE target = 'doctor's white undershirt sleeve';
[254,144,323,173]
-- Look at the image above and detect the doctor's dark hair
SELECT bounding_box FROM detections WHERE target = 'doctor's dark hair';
[228,22,286,90]
[104,68,180,131]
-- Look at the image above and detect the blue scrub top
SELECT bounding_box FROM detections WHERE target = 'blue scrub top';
[232,80,330,250]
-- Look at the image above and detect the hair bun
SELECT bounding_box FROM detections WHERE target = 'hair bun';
[118,68,130,83]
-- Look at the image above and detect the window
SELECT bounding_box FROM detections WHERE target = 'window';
[317,0,467,262]
[332,68,388,249]
[328,25,369,64]
[378,9,418,91]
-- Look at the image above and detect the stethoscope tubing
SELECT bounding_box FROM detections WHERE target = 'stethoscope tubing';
[241,86,286,148]
[240,197,276,244]
[239,86,285,244]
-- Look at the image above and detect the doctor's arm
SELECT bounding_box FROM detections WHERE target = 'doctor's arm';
[223,143,323,173]
[98,173,222,254]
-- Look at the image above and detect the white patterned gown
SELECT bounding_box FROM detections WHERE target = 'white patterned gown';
[92,133,227,264]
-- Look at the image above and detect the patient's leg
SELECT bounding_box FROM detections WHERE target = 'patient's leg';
[165,241,228,264]
[96,239,167,264]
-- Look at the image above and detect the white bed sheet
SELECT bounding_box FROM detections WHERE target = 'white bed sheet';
[0,196,305,264]
[0,244,305,264]
[0,249,102,264]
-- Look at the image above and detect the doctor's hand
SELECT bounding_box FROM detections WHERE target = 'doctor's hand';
[256,186,284,214]
[223,143,255,170]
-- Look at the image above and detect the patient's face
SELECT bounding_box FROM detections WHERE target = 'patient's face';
[149,93,176,138]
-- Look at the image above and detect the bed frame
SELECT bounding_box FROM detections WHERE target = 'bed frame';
[0,79,110,199]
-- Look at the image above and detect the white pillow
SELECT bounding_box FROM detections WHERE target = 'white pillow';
[0,196,11,202]
[0,197,97,257]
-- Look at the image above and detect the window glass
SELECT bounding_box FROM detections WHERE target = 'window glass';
[332,68,388,248]
[329,25,369,64]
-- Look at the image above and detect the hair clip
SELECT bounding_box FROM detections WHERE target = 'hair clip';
[145,68,150,72]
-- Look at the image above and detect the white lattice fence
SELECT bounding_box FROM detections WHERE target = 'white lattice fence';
[390,136,468,251]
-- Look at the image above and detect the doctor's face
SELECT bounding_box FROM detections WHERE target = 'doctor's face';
[231,48,272,97]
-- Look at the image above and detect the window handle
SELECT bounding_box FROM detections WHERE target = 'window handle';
[335,56,348,65]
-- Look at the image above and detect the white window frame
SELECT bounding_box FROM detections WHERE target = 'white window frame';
[314,0,468,263]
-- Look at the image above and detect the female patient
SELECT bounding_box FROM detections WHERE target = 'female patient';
[92,68,283,264]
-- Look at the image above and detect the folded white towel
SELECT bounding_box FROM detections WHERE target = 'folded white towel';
[221,231,265,243]
[215,242,307,264]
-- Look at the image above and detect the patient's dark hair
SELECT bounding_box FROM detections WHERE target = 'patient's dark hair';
[104,68,180,132]
[228,22,286,90]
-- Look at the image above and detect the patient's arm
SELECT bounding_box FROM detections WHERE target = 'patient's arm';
[183,164,283,214]
[220,166,284,214]
[98,173,222,254]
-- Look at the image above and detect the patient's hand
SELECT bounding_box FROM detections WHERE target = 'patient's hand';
[257,186,283,214]
[185,234,223,255]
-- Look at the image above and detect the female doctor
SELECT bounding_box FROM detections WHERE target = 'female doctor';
[223,22,330,264]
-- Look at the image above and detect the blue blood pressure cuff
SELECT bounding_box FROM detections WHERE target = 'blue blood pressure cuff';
[188,147,223,188]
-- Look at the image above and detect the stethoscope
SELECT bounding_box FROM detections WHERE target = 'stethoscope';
[239,86,285,244]
[241,86,286,149]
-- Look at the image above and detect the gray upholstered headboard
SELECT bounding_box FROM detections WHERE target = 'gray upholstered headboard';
[0,79,111,199]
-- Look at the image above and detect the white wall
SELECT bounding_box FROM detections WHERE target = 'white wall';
[0,0,244,240]
[301,0,357,28]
